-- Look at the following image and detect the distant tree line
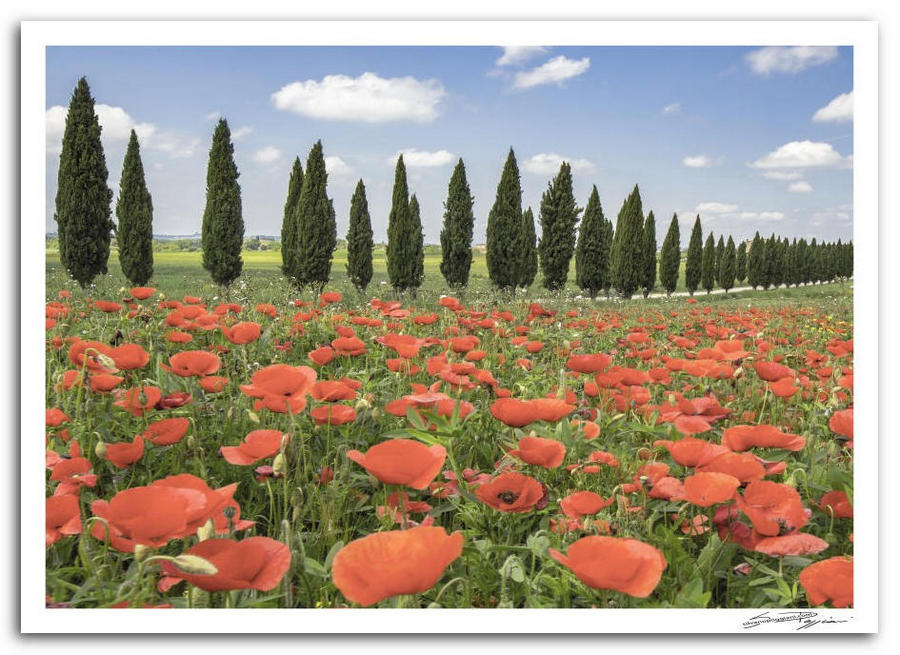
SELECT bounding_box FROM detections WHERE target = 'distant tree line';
[52,76,854,296]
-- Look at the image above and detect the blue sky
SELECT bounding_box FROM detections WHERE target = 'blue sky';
[45,45,853,245]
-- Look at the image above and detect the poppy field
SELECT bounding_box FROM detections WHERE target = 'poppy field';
[44,278,854,610]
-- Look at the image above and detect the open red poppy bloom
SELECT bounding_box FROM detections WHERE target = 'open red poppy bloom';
[104,435,145,469]
[347,439,446,489]
[308,346,335,366]
[531,397,576,422]
[754,361,795,382]
[656,437,728,467]
[68,340,116,373]
[331,526,463,606]
[198,376,229,393]
[697,451,766,483]
[819,490,853,518]
[754,532,829,557]
[566,353,611,374]
[130,287,156,300]
[508,436,566,468]
[311,380,357,402]
[683,472,741,507]
[221,430,287,465]
[221,322,262,345]
[721,424,806,452]
[109,344,150,370]
[46,495,81,546]
[673,415,712,435]
[475,472,546,513]
[829,408,853,440]
[142,417,191,446]
[158,537,291,592]
[162,350,220,377]
[310,404,356,425]
[799,556,853,607]
[151,474,252,535]
[490,398,539,427]
[549,536,667,598]
[559,491,614,519]
[239,363,317,414]
[735,480,809,536]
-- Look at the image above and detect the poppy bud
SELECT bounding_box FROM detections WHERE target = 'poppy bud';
[95,352,117,371]
[94,441,107,459]
[185,434,196,450]
[171,554,219,576]
[273,453,287,477]
[196,518,215,542]
[133,544,151,562]
[824,532,838,545]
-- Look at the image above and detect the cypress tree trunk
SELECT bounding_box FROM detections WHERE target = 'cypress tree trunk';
[684,216,703,295]
[641,210,657,298]
[538,162,581,292]
[54,77,114,288]
[575,185,607,298]
[486,148,524,292]
[294,140,336,293]
[201,118,244,288]
[116,129,154,286]
[659,213,680,296]
[439,158,475,289]
[280,157,304,278]
[346,179,374,293]
[701,233,716,294]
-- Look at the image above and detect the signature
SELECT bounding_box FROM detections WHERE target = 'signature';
[742,610,851,631]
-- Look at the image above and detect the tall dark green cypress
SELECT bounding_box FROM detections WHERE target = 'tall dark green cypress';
[808,238,819,284]
[518,207,538,289]
[719,236,736,292]
[439,158,475,288]
[796,238,809,285]
[641,210,657,298]
[747,232,764,289]
[684,216,703,295]
[701,233,716,293]
[537,162,581,291]
[714,235,725,286]
[201,118,243,287]
[735,240,747,284]
[575,185,608,298]
[658,213,681,296]
[609,185,645,299]
[280,157,303,277]
[386,155,413,291]
[116,130,153,286]
[486,149,524,291]
[600,215,614,297]
[408,194,425,292]
[54,77,114,288]
[761,233,778,290]
[346,179,373,292]
[293,141,336,291]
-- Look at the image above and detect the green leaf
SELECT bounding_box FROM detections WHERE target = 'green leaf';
[324,541,344,571]
[674,577,711,608]
[303,557,328,578]
[500,555,526,584]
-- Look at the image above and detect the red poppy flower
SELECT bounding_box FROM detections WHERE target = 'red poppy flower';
[475,472,546,513]
[166,330,193,344]
[143,417,191,446]
[697,452,766,483]
[109,344,150,370]
[152,474,251,536]
[347,439,446,489]
[104,435,145,469]
[46,408,70,427]
[130,287,156,300]
[799,556,853,607]
[162,350,220,377]
[331,527,463,606]
[819,490,853,518]
[311,380,357,402]
[310,404,356,425]
[332,336,367,356]
[721,424,806,452]
[735,480,809,536]
[754,533,829,557]
[566,353,611,374]
[49,456,97,494]
[490,398,539,428]
[549,536,667,598]
[198,376,229,393]
[46,495,81,546]
[89,373,124,393]
[159,537,290,593]
[239,364,317,414]
[754,361,795,382]
[656,437,728,467]
[68,340,116,372]
[531,397,576,422]
[768,378,800,398]
[559,491,614,519]
[221,322,261,345]
[308,346,335,366]
[829,408,853,441]
[221,430,287,465]
[683,472,741,507]
[508,436,566,468]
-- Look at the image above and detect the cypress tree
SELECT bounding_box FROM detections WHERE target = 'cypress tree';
[701,233,716,293]
[54,77,114,288]
[600,213,614,297]
[641,211,657,298]
[386,155,414,292]
[346,179,374,293]
[293,140,336,291]
[747,232,764,288]
[735,240,747,284]
[714,235,725,286]
[486,148,524,291]
[408,194,425,292]
[609,185,645,299]
[808,238,819,283]
[518,207,538,289]
[575,185,607,298]
[719,236,736,293]
[201,118,244,287]
[761,233,777,290]
[658,213,681,296]
[116,129,153,286]
[280,157,303,277]
[538,162,581,291]
[439,158,475,288]
[796,238,808,285]
[684,216,703,295]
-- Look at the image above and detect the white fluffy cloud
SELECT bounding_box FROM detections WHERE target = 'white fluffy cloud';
[745,46,839,75]
[812,91,853,123]
[324,156,353,177]
[521,153,595,176]
[762,170,802,181]
[495,46,548,67]
[696,202,739,214]
[751,140,849,169]
[662,103,681,114]
[738,211,785,221]
[788,181,813,193]
[272,72,445,123]
[682,154,723,168]
[231,126,254,140]
[252,146,282,164]
[513,56,590,89]
[388,148,456,168]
